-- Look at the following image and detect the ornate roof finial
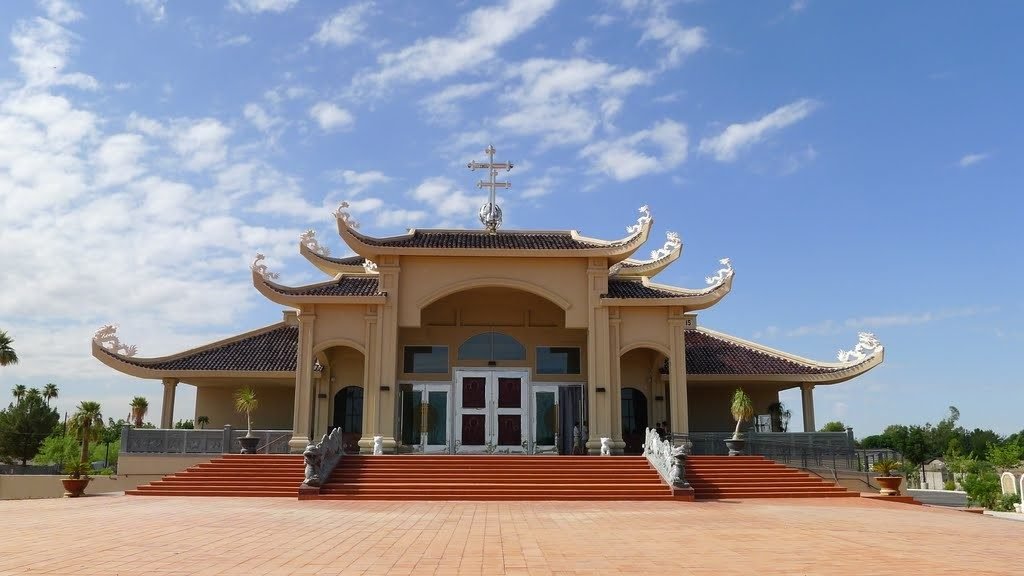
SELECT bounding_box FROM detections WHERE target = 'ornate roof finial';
[837,332,883,363]
[251,253,280,280]
[300,230,330,257]
[626,205,652,234]
[333,201,359,229]
[704,258,733,286]
[650,231,681,260]
[363,259,378,273]
[93,324,138,357]
[467,144,513,233]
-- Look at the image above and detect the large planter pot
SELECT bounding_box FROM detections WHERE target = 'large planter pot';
[61,478,90,498]
[724,437,746,456]
[238,435,260,454]
[874,476,903,496]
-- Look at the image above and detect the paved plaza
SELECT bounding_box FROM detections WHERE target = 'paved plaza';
[0,495,1020,575]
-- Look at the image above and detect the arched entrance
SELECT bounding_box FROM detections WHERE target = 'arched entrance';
[333,386,363,454]
[621,387,649,454]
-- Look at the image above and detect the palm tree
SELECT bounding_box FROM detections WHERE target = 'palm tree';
[69,401,104,470]
[233,387,258,437]
[129,396,149,428]
[25,388,41,402]
[11,384,26,404]
[196,415,210,429]
[42,383,58,406]
[730,388,754,440]
[0,330,17,366]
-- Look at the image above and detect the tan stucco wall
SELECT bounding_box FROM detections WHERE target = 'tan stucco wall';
[397,256,591,328]
[195,385,294,429]
[0,475,157,500]
[312,305,368,352]
[618,307,672,357]
[687,386,780,432]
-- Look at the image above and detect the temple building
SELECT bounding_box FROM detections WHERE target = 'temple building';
[92,147,884,456]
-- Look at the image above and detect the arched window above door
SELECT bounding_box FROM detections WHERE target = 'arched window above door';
[457,332,526,361]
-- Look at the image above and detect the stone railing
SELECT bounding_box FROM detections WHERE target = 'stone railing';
[642,428,688,489]
[686,430,858,469]
[119,425,292,455]
[300,428,344,493]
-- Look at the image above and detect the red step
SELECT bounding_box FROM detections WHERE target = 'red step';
[126,454,303,497]
[685,455,859,500]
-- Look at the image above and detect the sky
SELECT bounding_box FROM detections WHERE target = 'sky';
[0,0,1021,438]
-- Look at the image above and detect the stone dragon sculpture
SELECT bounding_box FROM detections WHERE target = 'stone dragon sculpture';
[250,253,279,280]
[333,201,360,229]
[299,230,330,257]
[625,205,652,235]
[92,324,138,357]
[837,332,883,363]
[704,258,734,286]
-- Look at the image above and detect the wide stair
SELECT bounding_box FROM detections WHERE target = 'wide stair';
[686,455,859,500]
[310,455,679,501]
[126,454,304,497]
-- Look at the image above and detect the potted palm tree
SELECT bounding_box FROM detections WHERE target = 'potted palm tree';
[725,388,754,456]
[196,415,210,429]
[871,457,904,496]
[130,396,148,428]
[234,387,259,454]
[64,401,103,497]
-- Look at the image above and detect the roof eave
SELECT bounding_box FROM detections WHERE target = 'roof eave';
[92,343,294,380]
[252,270,387,306]
[600,275,732,309]
[612,238,682,278]
[299,242,366,276]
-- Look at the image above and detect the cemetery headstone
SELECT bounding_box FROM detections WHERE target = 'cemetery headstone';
[1000,472,1017,496]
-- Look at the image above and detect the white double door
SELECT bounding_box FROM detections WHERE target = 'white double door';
[457,369,554,454]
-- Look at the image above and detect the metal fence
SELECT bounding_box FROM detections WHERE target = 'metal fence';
[675,431,865,470]
[119,425,292,455]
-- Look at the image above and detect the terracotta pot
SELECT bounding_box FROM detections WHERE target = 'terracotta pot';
[874,476,903,496]
[62,478,90,498]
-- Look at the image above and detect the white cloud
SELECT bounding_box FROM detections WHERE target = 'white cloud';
[330,169,391,194]
[421,82,495,124]
[581,119,688,181]
[958,152,989,167]
[699,98,820,162]
[639,12,707,70]
[11,17,98,90]
[376,208,428,228]
[791,0,809,12]
[126,0,167,22]
[168,118,232,171]
[217,34,251,47]
[313,2,373,47]
[781,145,818,175]
[309,101,354,132]
[783,306,999,337]
[409,177,487,222]
[243,102,281,133]
[229,0,299,14]
[355,0,556,91]
[93,133,148,187]
[40,0,82,23]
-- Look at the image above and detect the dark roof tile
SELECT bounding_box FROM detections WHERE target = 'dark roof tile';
[684,330,838,375]
[603,279,711,299]
[268,276,382,297]
[358,230,608,250]
[113,325,298,372]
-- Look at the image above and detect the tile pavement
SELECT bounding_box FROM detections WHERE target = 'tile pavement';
[0,494,1020,575]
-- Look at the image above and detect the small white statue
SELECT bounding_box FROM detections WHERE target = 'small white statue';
[372,435,383,455]
[600,437,611,456]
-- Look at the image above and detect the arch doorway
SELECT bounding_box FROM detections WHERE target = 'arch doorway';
[333,386,363,454]
[621,387,649,454]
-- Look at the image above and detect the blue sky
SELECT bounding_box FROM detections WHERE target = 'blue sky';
[0,0,1021,437]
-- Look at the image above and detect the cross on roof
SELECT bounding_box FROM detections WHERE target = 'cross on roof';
[467,144,513,233]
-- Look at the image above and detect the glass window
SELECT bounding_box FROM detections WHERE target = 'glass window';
[457,332,525,361]
[403,346,448,373]
[536,347,581,374]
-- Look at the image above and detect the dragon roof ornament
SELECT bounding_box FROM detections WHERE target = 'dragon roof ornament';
[333,201,359,229]
[626,205,652,235]
[300,230,330,257]
[837,332,883,363]
[362,259,378,273]
[704,258,734,286]
[93,324,138,357]
[251,253,279,280]
[650,231,681,260]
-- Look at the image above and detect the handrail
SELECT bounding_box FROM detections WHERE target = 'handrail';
[643,428,689,489]
[258,433,292,454]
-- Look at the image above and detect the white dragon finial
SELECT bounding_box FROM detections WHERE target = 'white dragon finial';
[250,253,280,280]
[837,332,883,363]
[93,324,138,357]
[362,259,378,273]
[299,230,330,257]
[625,204,652,234]
[704,258,734,285]
[650,231,681,260]
[333,201,359,230]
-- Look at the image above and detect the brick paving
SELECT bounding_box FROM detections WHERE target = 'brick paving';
[0,495,1020,575]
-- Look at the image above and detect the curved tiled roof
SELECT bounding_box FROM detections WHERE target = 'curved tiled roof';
[684,329,840,375]
[107,324,298,372]
[603,279,715,299]
[356,230,607,250]
[312,253,366,266]
[266,276,382,297]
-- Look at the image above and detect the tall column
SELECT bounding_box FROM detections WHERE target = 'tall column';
[585,258,611,454]
[359,305,381,454]
[801,383,816,432]
[160,377,178,428]
[608,312,624,454]
[288,310,316,453]
[668,311,689,435]
[376,255,400,452]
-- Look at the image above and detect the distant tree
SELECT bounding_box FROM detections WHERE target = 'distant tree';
[965,428,1002,460]
[859,435,888,449]
[129,397,149,428]
[987,442,1022,471]
[0,394,60,466]
[42,383,58,406]
[173,419,194,429]
[25,388,41,402]
[68,401,104,467]
[0,330,18,367]
[819,421,847,433]
[11,385,26,404]
[196,415,210,429]
[767,402,791,432]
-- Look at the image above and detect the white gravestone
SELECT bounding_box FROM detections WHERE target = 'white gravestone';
[1000,472,1017,496]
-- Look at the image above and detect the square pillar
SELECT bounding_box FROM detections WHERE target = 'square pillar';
[289,310,315,453]
[359,305,381,454]
[608,312,624,454]
[160,378,178,429]
[801,383,816,432]
[668,314,689,435]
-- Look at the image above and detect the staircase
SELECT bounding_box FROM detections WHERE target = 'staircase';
[309,455,680,501]
[126,454,304,497]
[685,455,859,500]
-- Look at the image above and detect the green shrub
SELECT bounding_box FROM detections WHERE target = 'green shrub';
[943,479,956,491]
[994,492,1020,512]
[961,471,1001,509]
